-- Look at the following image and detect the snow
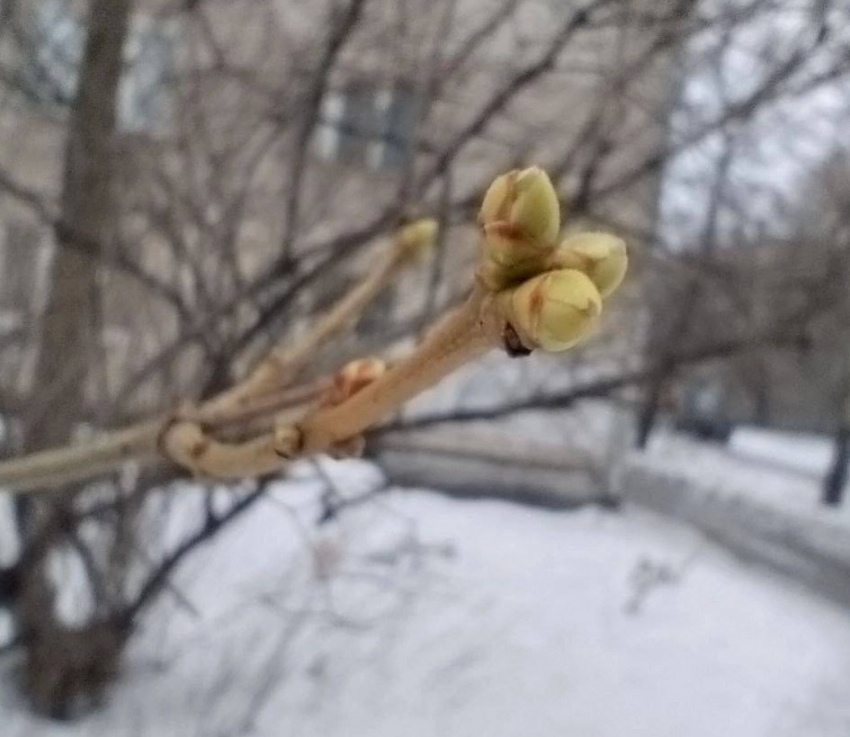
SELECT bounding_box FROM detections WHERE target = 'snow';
[730,426,837,479]
[638,429,850,530]
[4,468,850,737]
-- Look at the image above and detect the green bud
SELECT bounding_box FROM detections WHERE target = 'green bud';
[477,223,552,290]
[478,167,561,245]
[550,232,627,299]
[501,268,602,352]
[477,168,562,290]
[509,167,561,245]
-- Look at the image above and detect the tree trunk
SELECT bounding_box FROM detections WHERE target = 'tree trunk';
[636,374,665,449]
[753,381,771,427]
[14,0,134,718]
[25,3,131,452]
[823,426,849,507]
[822,368,850,508]
[635,134,734,449]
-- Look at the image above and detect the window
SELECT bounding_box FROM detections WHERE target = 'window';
[19,1,172,133]
[21,0,83,108]
[316,85,416,171]
[380,88,417,169]
[335,86,380,166]
[119,24,173,133]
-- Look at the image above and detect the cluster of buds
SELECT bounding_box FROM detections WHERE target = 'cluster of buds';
[477,166,627,351]
[278,166,628,462]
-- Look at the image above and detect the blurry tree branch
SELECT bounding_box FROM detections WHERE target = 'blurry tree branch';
[0,220,437,492]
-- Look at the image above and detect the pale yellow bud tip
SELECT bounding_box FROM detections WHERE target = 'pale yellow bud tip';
[552,232,627,299]
[502,269,602,352]
[396,218,439,260]
[478,167,560,245]
[510,167,561,244]
[478,172,513,227]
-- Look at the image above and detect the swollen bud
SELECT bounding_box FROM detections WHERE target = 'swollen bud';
[500,269,602,352]
[396,218,439,261]
[549,232,627,299]
[477,222,552,290]
[509,167,561,244]
[478,167,561,244]
[477,167,561,290]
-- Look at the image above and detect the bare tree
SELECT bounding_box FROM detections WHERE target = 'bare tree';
[5,0,135,719]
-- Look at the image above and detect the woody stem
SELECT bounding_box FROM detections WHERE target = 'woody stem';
[294,289,504,454]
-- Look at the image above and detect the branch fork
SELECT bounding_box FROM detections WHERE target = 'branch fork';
[0,170,627,490]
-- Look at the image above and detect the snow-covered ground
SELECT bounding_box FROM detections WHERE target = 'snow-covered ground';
[4,468,850,737]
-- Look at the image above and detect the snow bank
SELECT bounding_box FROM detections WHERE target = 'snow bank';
[730,427,836,478]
